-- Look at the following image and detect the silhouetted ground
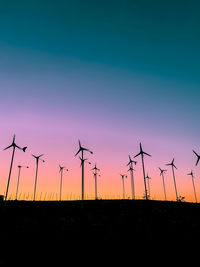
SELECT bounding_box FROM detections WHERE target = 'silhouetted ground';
[0,199,199,265]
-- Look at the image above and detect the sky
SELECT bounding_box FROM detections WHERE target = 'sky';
[0,0,200,201]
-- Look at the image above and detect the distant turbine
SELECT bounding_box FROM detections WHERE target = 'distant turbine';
[59,165,68,201]
[75,140,93,200]
[126,155,137,199]
[166,158,178,201]
[159,168,167,201]
[193,150,200,166]
[187,171,197,203]
[134,143,151,200]
[120,174,127,199]
[91,164,100,200]
[15,165,29,200]
[32,154,45,201]
[3,135,27,201]
[146,174,151,199]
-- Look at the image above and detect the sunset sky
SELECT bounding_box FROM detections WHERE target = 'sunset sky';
[0,0,200,201]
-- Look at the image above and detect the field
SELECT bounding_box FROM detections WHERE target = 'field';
[0,199,199,265]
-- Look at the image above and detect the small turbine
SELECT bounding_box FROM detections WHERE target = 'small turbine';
[32,154,45,201]
[15,165,29,200]
[187,170,197,203]
[126,155,137,199]
[120,174,127,199]
[91,164,100,200]
[59,165,68,201]
[159,168,167,201]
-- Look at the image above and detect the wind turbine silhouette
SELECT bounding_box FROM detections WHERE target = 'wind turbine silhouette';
[59,165,68,201]
[193,150,200,166]
[134,143,151,200]
[32,154,45,201]
[146,173,151,199]
[166,158,178,201]
[91,164,100,200]
[126,155,137,199]
[159,168,167,201]
[120,174,127,199]
[187,170,197,203]
[75,140,93,200]
[3,135,27,201]
[15,165,29,200]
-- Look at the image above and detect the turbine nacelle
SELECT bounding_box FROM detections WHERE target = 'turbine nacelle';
[74,140,93,157]
[166,158,177,169]
[159,168,167,176]
[4,135,27,152]
[126,155,137,166]
[134,143,151,158]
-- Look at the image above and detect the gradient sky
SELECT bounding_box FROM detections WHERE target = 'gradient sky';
[0,0,200,201]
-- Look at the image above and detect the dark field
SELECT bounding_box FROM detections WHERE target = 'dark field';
[0,199,199,265]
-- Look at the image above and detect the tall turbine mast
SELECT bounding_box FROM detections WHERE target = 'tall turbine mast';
[120,174,127,199]
[91,164,100,200]
[59,165,68,201]
[15,165,29,200]
[32,154,45,201]
[75,140,93,200]
[187,171,197,203]
[134,143,151,200]
[166,158,178,201]
[3,135,27,201]
[126,155,137,199]
[159,168,167,201]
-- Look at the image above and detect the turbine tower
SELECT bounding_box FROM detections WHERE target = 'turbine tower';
[15,165,29,200]
[187,170,197,203]
[166,158,178,201]
[59,165,68,201]
[120,174,127,199]
[134,143,151,200]
[159,168,167,201]
[146,173,151,199]
[75,140,93,200]
[3,134,27,201]
[32,154,45,201]
[91,164,100,200]
[126,155,137,199]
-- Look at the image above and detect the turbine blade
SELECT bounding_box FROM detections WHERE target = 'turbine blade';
[134,152,141,158]
[3,144,13,151]
[74,148,81,157]
[196,157,200,166]
[193,150,199,157]
[143,151,151,157]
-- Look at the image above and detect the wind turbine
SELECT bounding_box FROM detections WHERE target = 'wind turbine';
[15,165,29,200]
[134,143,151,200]
[32,154,45,201]
[3,134,27,201]
[75,140,93,200]
[159,168,167,201]
[166,158,178,201]
[126,155,137,199]
[91,164,100,200]
[187,170,197,203]
[146,173,151,199]
[59,165,68,201]
[120,174,127,199]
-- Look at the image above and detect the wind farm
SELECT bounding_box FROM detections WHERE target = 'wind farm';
[0,0,200,263]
